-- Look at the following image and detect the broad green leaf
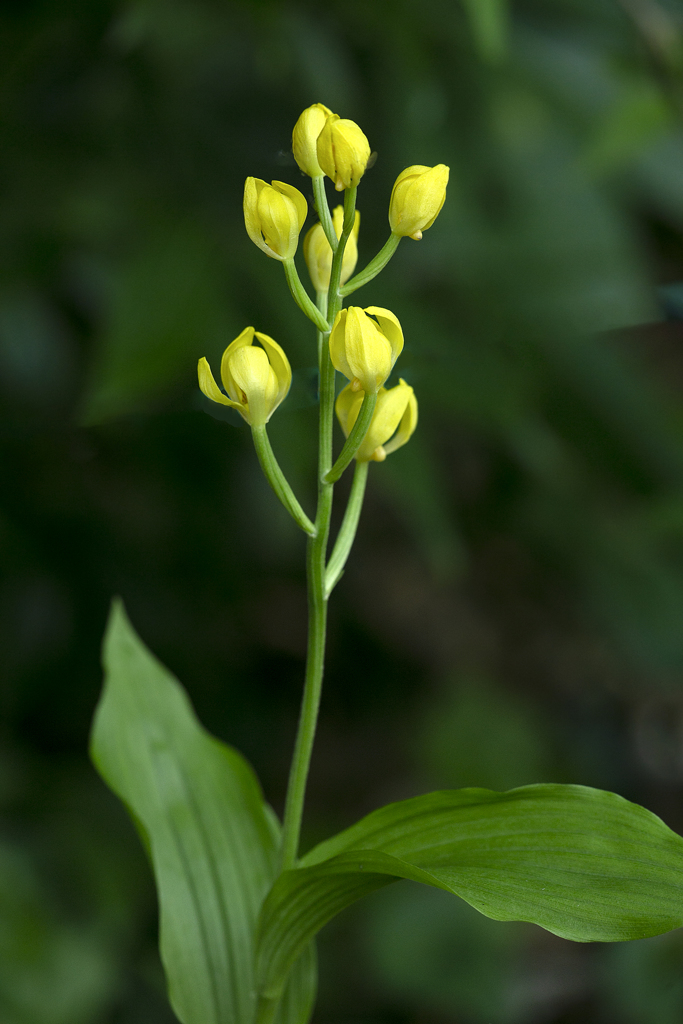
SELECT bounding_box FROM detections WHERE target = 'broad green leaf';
[256,785,683,999]
[90,600,315,1024]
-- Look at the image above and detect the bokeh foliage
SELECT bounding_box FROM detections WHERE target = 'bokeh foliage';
[4,0,683,1021]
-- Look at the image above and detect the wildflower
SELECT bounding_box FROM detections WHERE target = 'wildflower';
[336,378,418,461]
[317,115,371,191]
[293,102,336,177]
[329,306,403,394]
[303,206,360,293]
[244,178,308,260]
[389,164,449,240]
[198,327,291,426]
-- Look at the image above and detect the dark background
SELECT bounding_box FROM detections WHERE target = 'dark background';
[4,0,683,1021]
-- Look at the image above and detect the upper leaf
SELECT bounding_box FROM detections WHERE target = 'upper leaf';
[256,784,683,998]
[91,600,315,1024]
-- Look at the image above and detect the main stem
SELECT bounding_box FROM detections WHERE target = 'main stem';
[279,187,356,871]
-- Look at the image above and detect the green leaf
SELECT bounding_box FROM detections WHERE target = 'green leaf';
[90,600,315,1024]
[256,785,683,999]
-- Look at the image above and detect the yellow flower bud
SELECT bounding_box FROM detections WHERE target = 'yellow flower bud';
[336,378,418,462]
[198,327,291,427]
[329,306,403,394]
[292,102,336,177]
[389,164,450,240]
[316,115,371,191]
[303,206,360,293]
[243,177,308,260]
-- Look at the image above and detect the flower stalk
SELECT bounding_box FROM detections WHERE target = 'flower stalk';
[283,258,330,332]
[199,106,442,994]
[341,232,401,296]
[193,101,446,1023]
[278,285,337,871]
[324,390,377,483]
[251,425,317,537]
[325,459,369,596]
[312,174,337,252]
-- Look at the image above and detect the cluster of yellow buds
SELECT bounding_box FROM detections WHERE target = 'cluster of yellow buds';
[292,102,371,191]
[199,101,449,475]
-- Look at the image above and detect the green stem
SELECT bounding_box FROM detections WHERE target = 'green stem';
[278,188,358,873]
[278,294,334,871]
[328,187,357,311]
[340,232,401,297]
[251,424,316,537]
[312,175,337,252]
[283,258,330,332]
[324,390,377,484]
[325,460,369,597]
[315,291,326,365]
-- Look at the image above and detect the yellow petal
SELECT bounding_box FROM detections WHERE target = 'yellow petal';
[406,164,449,231]
[228,345,279,426]
[329,309,353,382]
[220,326,255,402]
[255,331,292,413]
[257,186,300,260]
[365,306,403,367]
[340,209,360,286]
[304,207,360,293]
[273,180,309,232]
[357,380,413,461]
[244,178,279,258]
[389,164,449,238]
[383,380,418,455]
[303,221,331,293]
[343,306,392,393]
[197,357,242,410]
[335,381,364,438]
[292,103,335,177]
[317,116,371,190]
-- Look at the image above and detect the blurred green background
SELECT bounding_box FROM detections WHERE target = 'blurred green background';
[4,0,683,1021]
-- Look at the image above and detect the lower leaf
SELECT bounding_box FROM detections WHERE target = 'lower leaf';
[91,600,316,1024]
[256,784,683,998]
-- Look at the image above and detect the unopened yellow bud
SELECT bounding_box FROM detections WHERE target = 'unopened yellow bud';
[303,206,360,293]
[292,103,336,178]
[389,164,449,240]
[329,306,403,394]
[336,378,418,462]
[317,115,371,191]
[244,178,308,260]
[198,327,291,427]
